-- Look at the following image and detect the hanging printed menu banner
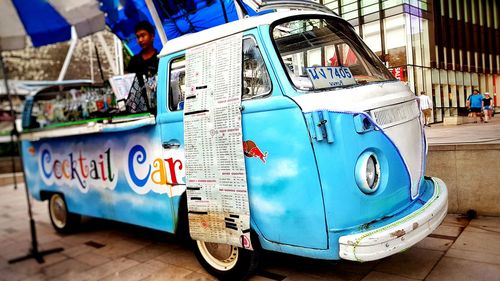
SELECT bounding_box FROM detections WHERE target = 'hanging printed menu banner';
[184,33,252,250]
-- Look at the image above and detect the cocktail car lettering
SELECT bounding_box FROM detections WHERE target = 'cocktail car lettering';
[40,147,114,192]
[127,144,184,194]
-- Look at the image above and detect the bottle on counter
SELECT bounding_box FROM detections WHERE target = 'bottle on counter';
[81,91,89,119]
[53,95,66,122]
[87,89,99,115]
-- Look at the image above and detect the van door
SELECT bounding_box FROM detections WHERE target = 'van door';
[156,55,188,233]
[241,35,327,249]
[159,35,327,249]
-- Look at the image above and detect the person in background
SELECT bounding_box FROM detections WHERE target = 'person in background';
[467,89,484,123]
[482,92,493,123]
[126,21,159,78]
[418,91,433,127]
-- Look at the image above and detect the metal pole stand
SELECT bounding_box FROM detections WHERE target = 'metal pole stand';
[7,129,64,264]
[0,53,64,264]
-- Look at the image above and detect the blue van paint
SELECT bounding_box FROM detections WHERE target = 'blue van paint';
[22,125,182,233]
[304,111,412,227]
[21,12,447,263]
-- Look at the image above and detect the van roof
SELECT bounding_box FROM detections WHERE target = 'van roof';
[158,10,334,57]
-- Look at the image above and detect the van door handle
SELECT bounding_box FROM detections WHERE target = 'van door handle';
[322,110,334,143]
[311,111,324,141]
[162,141,180,149]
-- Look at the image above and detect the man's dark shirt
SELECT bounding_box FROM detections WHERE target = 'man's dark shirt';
[125,49,159,113]
[126,49,159,78]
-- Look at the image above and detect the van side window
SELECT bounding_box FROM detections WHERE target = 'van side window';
[168,39,271,111]
[168,57,186,111]
[243,38,272,100]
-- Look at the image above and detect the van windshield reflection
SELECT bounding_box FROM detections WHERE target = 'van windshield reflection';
[272,17,395,91]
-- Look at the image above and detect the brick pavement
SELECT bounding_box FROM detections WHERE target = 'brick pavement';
[426,115,500,145]
[1,184,500,281]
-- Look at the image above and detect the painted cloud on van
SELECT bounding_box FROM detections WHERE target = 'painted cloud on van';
[22,126,184,232]
[252,158,299,186]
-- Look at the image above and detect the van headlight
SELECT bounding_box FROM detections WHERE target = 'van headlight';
[355,152,380,194]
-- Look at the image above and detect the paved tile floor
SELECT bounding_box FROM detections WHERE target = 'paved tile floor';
[426,114,500,145]
[1,184,500,281]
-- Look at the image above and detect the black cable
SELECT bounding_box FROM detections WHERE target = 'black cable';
[220,0,229,23]
[94,44,105,82]
[234,0,249,17]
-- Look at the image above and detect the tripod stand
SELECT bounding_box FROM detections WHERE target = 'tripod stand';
[7,149,65,264]
[1,54,64,264]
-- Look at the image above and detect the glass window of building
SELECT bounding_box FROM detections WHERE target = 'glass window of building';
[408,0,419,7]
[383,0,403,10]
[494,1,499,29]
[361,0,379,15]
[405,14,431,68]
[420,0,429,11]
[362,21,382,58]
[384,15,407,67]
[341,0,358,20]
[323,0,339,14]
[416,17,431,67]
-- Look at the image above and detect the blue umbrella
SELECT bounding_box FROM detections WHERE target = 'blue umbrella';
[0,0,105,51]
[99,0,265,55]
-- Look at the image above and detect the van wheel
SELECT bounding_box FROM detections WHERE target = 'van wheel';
[193,240,259,281]
[48,194,80,234]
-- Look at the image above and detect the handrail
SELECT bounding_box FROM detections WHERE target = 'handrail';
[243,0,336,16]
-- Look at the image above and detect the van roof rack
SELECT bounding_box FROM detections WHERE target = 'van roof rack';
[242,0,336,16]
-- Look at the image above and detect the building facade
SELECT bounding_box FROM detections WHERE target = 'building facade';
[315,0,499,123]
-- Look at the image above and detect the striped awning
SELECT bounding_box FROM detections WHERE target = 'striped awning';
[0,0,105,51]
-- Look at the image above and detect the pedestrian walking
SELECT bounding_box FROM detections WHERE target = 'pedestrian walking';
[482,92,493,123]
[418,91,433,127]
[467,89,484,123]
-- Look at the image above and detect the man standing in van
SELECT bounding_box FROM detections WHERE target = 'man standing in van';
[126,21,159,113]
[126,21,159,77]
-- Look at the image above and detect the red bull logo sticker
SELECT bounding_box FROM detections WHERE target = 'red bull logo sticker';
[243,140,268,164]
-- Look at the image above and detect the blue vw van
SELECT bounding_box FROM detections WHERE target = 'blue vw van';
[21,10,447,280]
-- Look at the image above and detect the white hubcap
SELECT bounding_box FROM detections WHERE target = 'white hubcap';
[197,241,239,271]
[50,194,67,229]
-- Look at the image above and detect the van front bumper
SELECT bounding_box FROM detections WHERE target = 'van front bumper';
[338,177,448,262]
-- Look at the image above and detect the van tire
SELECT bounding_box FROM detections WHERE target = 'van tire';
[48,193,80,234]
[193,240,259,281]
[175,193,190,241]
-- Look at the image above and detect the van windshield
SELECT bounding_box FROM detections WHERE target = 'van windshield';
[272,17,395,91]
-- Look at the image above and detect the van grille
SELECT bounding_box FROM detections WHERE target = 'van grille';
[370,101,419,128]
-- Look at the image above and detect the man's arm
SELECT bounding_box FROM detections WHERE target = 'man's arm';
[126,55,138,74]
